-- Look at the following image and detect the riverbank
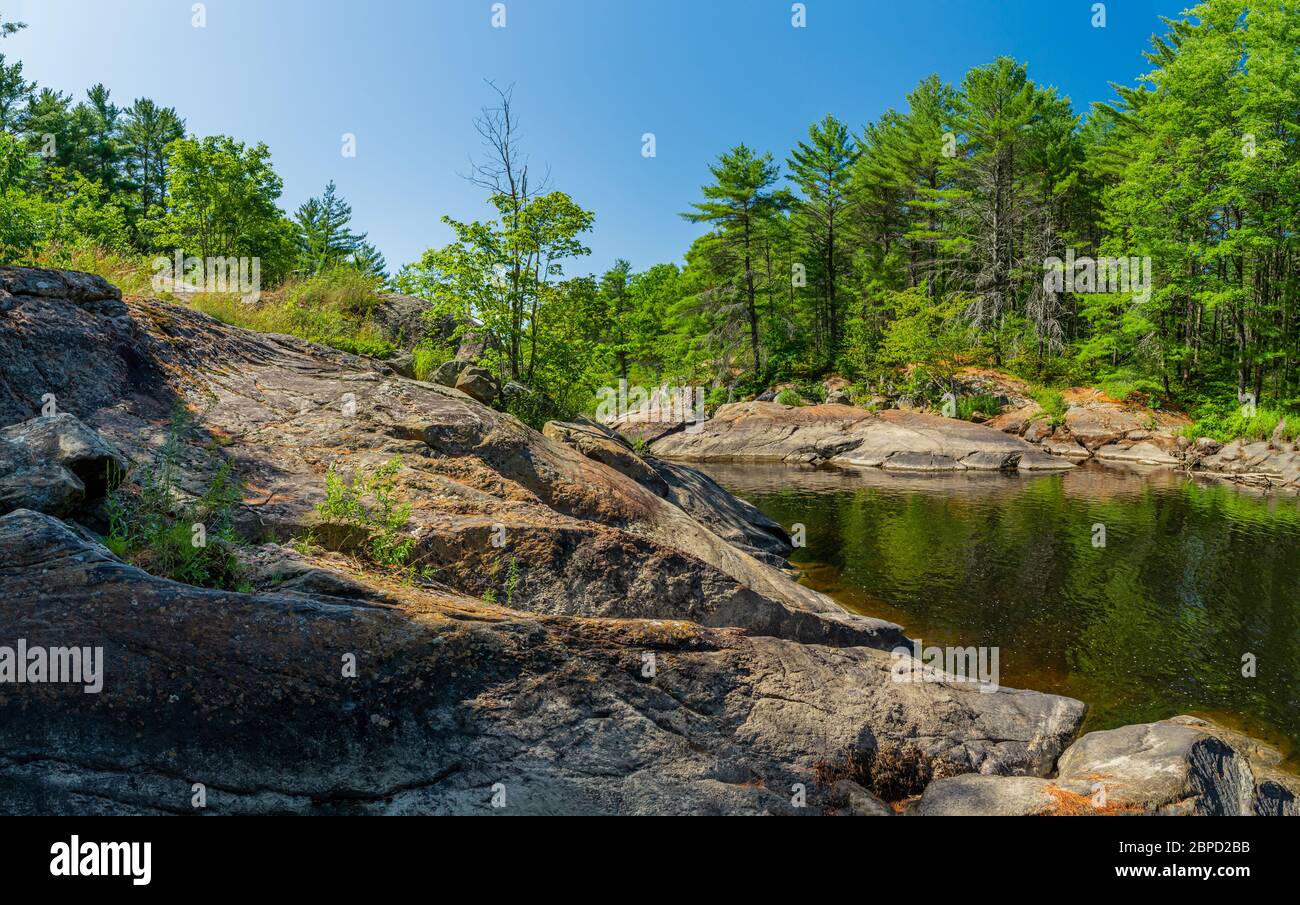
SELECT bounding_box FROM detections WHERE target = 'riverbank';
[645,390,1300,494]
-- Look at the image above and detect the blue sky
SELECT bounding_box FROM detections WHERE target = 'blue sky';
[3,0,1183,276]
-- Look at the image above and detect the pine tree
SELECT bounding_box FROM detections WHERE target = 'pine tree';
[787,114,858,362]
[294,180,365,274]
[121,98,185,223]
[683,144,790,374]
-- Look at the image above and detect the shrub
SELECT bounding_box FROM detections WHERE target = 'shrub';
[957,393,1001,421]
[1032,387,1067,427]
[794,379,827,404]
[104,408,246,590]
[775,388,803,407]
[315,457,415,568]
[285,265,384,318]
[411,346,447,382]
[33,244,162,296]
[188,289,395,358]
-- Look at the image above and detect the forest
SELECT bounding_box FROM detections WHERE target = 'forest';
[1,0,1298,436]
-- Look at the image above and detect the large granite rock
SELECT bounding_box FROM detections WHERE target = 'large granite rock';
[0,268,902,651]
[651,402,1071,472]
[1054,718,1289,816]
[0,507,1087,815]
[453,364,499,405]
[544,417,793,562]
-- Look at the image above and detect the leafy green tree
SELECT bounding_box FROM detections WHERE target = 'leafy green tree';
[0,131,41,261]
[399,189,593,385]
[350,240,389,282]
[0,51,32,132]
[150,135,298,282]
[120,97,185,226]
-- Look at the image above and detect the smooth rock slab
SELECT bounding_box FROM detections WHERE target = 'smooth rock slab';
[652,403,1072,472]
[0,508,1089,815]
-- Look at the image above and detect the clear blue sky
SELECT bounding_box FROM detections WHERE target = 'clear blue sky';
[3,0,1183,276]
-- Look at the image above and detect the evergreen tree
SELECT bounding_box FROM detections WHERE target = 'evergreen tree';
[787,114,858,361]
[294,180,365,274]
[683,144,790,373]
[121,98,185,224]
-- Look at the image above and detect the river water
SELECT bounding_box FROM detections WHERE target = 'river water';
[697,461,1300,767]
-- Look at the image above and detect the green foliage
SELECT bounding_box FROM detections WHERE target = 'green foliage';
[285,263,383,317]
[315,457,415,568]
[294,181,386,280]
[146,135,299,283]
[105,409,245,590]
[877,286,969,390]
[1032,387,1068,427]
[957,393,1001,421]
[1184,406,1299,444]
[0,132,42,261]
[682,144,792,374]
[187,281,395,358]
[775,387,804,407]
[794,379,827,403]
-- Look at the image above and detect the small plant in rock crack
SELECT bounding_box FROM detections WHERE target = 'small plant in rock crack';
[104,409,246,590]
[314,456,416,569]
[622,433,650,456]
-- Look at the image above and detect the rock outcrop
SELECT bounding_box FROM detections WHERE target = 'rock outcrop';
[0,413,126,516]
[0,505,1087,815]
[3,268,1291,816]
[651,402,1070,472]
[543,416,793,563]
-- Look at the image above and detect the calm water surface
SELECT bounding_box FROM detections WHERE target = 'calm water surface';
[698,461,1300,767]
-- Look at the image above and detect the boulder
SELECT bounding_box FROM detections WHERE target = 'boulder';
[912,774,1098,816]
[1054,718,1296,816]
[386,351,416,378]
[1022,418,1054,444]
[913,716,1300,816]
[432,359,466,388]
[0,464,85,517]
[544,417,793,563]
[829,780,893,816]
[454,365,498,404]
[368,293,434,350]
[1094,440,1181,466]
[543,418,669,495]
[1040,437,1092,460]
[0,413,126,515]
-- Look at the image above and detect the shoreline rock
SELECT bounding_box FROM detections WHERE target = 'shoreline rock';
[915,716,1298,816]
[651,402,1073,472]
